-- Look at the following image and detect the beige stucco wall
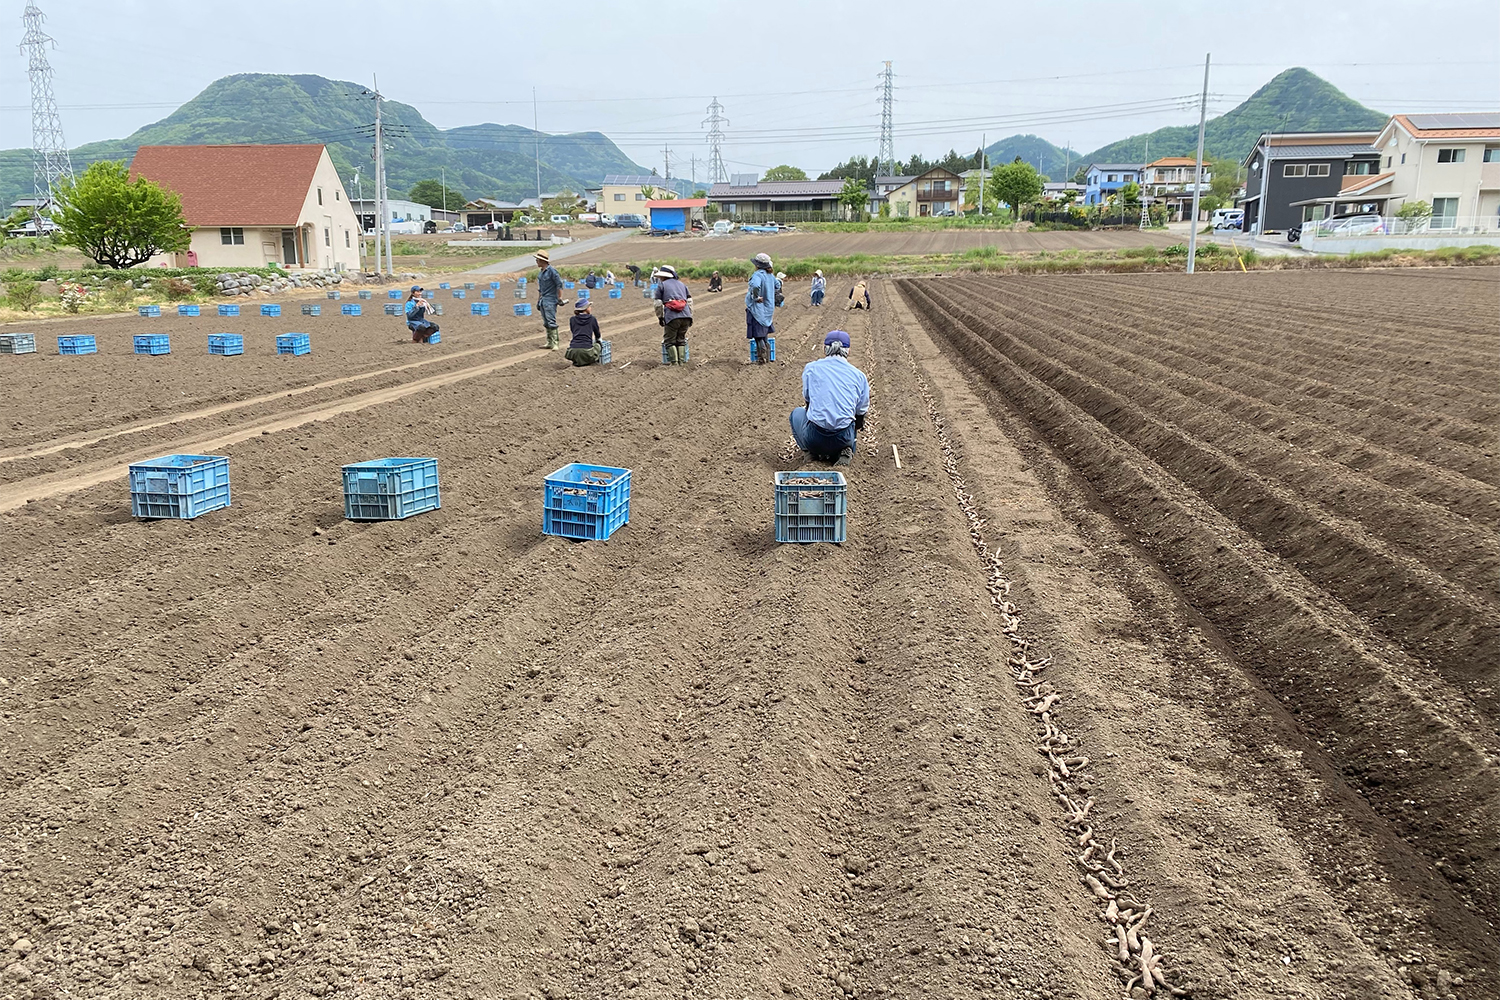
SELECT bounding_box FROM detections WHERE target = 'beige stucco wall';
[600,184,653,212]
[886,181,915,217]
[294,149,361,270]
[1382,128,1498,216]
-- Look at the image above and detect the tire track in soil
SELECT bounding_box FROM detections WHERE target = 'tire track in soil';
[895,278,1500,932]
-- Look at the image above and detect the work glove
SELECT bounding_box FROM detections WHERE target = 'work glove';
[854,413,867,431]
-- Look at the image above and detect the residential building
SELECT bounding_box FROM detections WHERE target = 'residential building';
[1041,181,1085,204]
[601,174,670,211]
[461,195,562,228]
[349,198,433,234]
[1140,157,1211,221]
[646,198,707,232]
[707,177,848,217]
[129,144,360,270]
[1083,164,1142,206]
[868,174,914,214]
[1367,113,1500,227]
[1238,131,1381,233]
[881,167,964,218]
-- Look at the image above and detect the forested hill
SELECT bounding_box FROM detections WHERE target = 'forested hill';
[0,73,650,209]
[1080,68,1387,166]
[982,135,1082,180]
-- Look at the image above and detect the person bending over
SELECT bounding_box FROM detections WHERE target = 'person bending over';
[789,330,870,467]
[653,265,694,366]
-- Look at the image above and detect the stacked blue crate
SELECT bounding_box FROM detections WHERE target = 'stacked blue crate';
[463,282,475,290]
[276,333,311,356]
[471,303,490,316]
[0,333,37,354]
[542,463,631,541]
[128,454,231,519]
[387,289,401,299]
[480,290,495,299]
[178,305,201,317]
[438,282,451,289]
[57,335,96,355]
[384,303,402,315]
[218,304,240,317]
[301,304,321,316]
[774,471,847,543]
[564,280,575,289]
[341,458,441,520]
[358,290,373,299]
[750,338,776,363]
[452,289,467,299]
[133,335,171,355]
[208,334,244,356]
[327,290,341,299]
[138,305,161,318]
[261,304,281,317]
[514,304,532,316]
[341,304,362,316]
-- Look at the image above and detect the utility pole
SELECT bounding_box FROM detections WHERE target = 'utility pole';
[21,3,74,221]
[978,133,986,216]
[690,155,697,188]
[372,76,384,276]
[441,165,447,221]
[662,145,673,184]
[703,97,728,185]
[1186,53,1210,274]
[533,88,541,202]
[877,61,896,177]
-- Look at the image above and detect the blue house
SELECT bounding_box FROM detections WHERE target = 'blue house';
[646,198,707,232]
[1084,163,1143,205]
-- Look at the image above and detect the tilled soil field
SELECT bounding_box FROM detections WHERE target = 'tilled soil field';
[0,268,1495,1000]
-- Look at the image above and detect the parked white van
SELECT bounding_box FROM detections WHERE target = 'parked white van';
[1211,208,1244,231]
[712,220,735,234]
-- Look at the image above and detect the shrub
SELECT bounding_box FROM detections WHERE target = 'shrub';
[58,282,87,313]
[101,278,135,307]
[35,263,59,280]
[1161,243,1188,257]
[5,279,43,311]
[150,276,195,300]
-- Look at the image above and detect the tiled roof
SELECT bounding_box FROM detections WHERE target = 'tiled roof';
[1263,143,1378,160]
[129,145,325,227]
[708,181,846,198]
[1393,113,1500,139]
[1087,163,1141,172]
[1145,156,1199,167]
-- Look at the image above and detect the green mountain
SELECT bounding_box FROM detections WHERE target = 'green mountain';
[0,73,649,209]
[982,134,1082,181]
[1080,67,1387,167]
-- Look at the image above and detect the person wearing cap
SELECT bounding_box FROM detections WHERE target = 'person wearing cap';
[707,270,724,293]
[810,270,826,306]
[534,249,565,349]
[403,285,438,343]
[745,252,777,365]
[652,265,694,366]
[846,279,871,311]
[564,299,604,367]
[789,330,870,467]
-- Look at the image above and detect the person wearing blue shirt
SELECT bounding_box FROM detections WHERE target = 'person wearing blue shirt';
[535,248,566,350]
[790,330,870,467]
[403,285,438,343]
[745,252,777,365]
[810,270,826,306]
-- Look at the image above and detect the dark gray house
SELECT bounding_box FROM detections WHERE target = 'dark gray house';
[1240,131,1382,234]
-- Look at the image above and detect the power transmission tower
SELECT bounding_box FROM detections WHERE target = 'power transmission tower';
[876,61,896,177]
[703,98,728,185]
[20,3,73,216]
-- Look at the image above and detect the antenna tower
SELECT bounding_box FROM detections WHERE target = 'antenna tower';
[20,3,73,211]
[876,61,896,176]
[703,97,728,184]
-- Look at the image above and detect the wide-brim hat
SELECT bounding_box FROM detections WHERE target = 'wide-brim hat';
[534,249,550,263]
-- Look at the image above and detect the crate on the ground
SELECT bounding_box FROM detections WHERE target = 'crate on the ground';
[178,305,201,317]
[208,333,243,356]
[138,305,161,317]
[774,471,847,543]
[0,333,37,354]
[133,334,171,355]
[452,289,466,299]
[384,303,402,315]
[598,340,612,364]
[431,304,444,316]
[608,289,622,299]
[514,303,532,316]
[471,303,490,316]
[514,288,524,299]
[615,281,625,289]
[301,304,321,316]
[438,282,450,289]
[357,290,372,300]
[327,290,341,299]
[129,454,231,520]
[428,331,442,344]
[578,289,590,300]
[661,343,690,363]
[276,333,310,356]
[564,280,575,289]
[542,463,631,541]
[517,276,527,286]
[750,338,776,363]
[463,282,475,290]
[341,304,361,316]
[57,335,96,355]
[218,304,240,317]
[488,281,500,289]
[341,457,441,521]
[260,304,281,317]
[480,290,495,299]
[387,289,401,299]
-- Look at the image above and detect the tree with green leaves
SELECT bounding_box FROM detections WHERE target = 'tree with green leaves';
[763,165,808,182]
[541,189,583,216]
[408,179,466,211]
[52,161,190,269]
[1208,158,1240,203]
[987,158,1043,220]
[692,188,707,199]
[837,177,869,220]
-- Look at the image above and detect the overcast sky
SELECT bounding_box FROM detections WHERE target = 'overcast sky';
[2,0,1495,178]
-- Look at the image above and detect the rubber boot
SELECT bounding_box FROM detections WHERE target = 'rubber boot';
[671,345,684,365]
[834,447,853,467]
[546,327,559,350]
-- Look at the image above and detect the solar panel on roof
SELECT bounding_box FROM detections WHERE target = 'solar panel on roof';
[1406,112,1500,130]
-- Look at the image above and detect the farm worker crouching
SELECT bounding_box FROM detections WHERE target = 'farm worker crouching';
[846,280,871,311]
[585,270,599,289]
[810,270,826,306]
[790,330,870,468]
[745,253,778,365]
[774,272,786,307]
[564,299,604,367]
[535,249,565,350]
[653,265,694,366]
[707,271,723,293]
[404,285,438,343]
[605,269,616,286]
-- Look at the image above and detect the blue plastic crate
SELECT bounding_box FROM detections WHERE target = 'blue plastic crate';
[578,289,590,300]
[463,282,475,290]
[661,344,690,364]
[428,331,442,344]
[178,304,201,317]
[774,471,847,543]
[564,280,575,289]
[431,304,444,316]
[608,289,622,299]
[750,338,776,363]
[452,289,466,299]
[276,333,310,356]
[327,290,341,299]
[471,303,490,316]
[129,454,231,520]
[517,276,527,285]
[57,335,96,355]
[384,303,402,315]
[480,290,495,299]
[341,457,441,521]
[514,303,532,316]
[358,290,372,300]
[341,304,362,316]
[543,463,631,517]
[438,282,450,289]
[0,333,37,354]
[260,304,281,317]
[301,304,321,316]
[544,502,629,541]
[208,333,244,356]
[614,281,625,289]
[138,305,161,318]
[514,288,525,299]
[218,304,240,317]
[598,340,612,364]
[133,335,171,355]
[387,289,401,299]
[489,281,500,290]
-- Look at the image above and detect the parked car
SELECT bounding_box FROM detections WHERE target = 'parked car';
[1211,209,1243,231]
[451,223,467,232]
[550,214,572,224]
[712,219,735,234]
[615,214,646,228]
[1290,214,1384,242]
[599,214,617,227]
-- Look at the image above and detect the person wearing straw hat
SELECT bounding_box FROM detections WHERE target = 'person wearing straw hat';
[652,265,694,366]
[810,270,826,307]
[535,248,565,350]
[564,299,604,367]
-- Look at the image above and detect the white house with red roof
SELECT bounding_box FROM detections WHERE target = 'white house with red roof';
[129,144,361,270]
[1371,113,1500,228]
